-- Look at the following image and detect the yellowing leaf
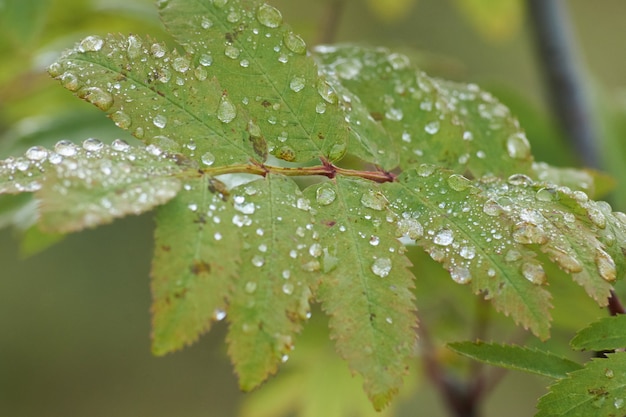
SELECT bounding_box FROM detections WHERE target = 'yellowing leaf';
[453,0,524,41]
[365,0,417,23]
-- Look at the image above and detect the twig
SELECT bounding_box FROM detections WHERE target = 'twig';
[316,0,346,45]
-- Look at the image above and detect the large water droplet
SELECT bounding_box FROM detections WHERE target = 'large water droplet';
[82,138,104,152]
[251,255,265,268]
[61,72,80,91]
[213,309,226,321]
[535,187,559,202]
[522,261,546,285]
[55,140,77,156]
[111,111,131,129]
[315,102,326,114]
[79,35,104,52]
[460,246,476,260]
[595,248,616,282]
[546,247,583,273]
[217,96,237,123]
[361,190,387,210]
[424,121,440,135]
[396,218,423,240]
[289,76,305,93]
[224,45,240,59]
[507,173,534,186]
[153,114,167,128]
[506,133,531,159]
[172,56,190,73]
[245,281,258,293]
[450,266,472,284]
[587,206,607,229]
[512,222,549,245]
[316,185,336,205]
[317,80,338,104]
[417,164,436,177]
[25,146,48,161]
[434,229,454,246]
[126,35,143,58]
[309,243,322,257]
[282,283,294,295]
[110,139,130,152]
[371,257,392,277]
[283,31,306,54]
[82,87,113,111]
[199,53,213,66]
[447,174,472,191]
[296,197,311,211]
[257,3,282,28]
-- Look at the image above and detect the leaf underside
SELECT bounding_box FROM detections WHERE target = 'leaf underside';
[0,0,624,410]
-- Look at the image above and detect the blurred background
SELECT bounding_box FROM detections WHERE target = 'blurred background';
[1,0,626,416]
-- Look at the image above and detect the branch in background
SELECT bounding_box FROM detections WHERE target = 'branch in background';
[526,0,601,169]
[316,0,346,45]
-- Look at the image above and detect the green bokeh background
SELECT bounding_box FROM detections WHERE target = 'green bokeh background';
[1,0,626,416]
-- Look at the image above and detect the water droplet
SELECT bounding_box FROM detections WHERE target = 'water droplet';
[317,80,338,104]
[151,42,166,57]
[289,76,305,92]
[214,232,222,241]
[126,35,143,58]
[283,31,306,54]
[417,164,436,177]
[512,222,549,245]
[239,59,249,67]
[315,102,326,114]
[595,248,616,282]
[282,270,291,279]
[463,131,473,141]
[506,133,531,159]
[536,187,559,202]
[55,140,77,156]
[396,218,423,240]
[309,243,322,257]
[522,261,546,285]
[60,72,80,91]
[217,96,237,123]
[153,115,167,128]
[507,173,533,186]
[82,138,103,152]
[605,369,615,379]
[546,247,583,273]
[361,190,387,211]
[316,185,336,205]
[296,197,311,211]
[257,3,282,28]
[371,257,392,277]
[424,121,440,135]
[82,87,113,111]
[201,16,213,29]
[447,174,472,191]
[201,152,215,166]
[615,398,624,409]
[434,229,454,246]
[385,108,403,121]
[587,206,607,229]
[224,45,240,59]
[460,246,476,260]
[450,266,472,284]
[251,255,265,268]
[387,52,410,70]
[369,236,380,246]
[172,57,190,73]
[48,62,62,77]
[213,309,226,321]
[281,283,294,295]
[111,111,131,129]
[187,203,198,212]
[199,53,213,66]
[79,35,104,52]
[25,146,48,161]
[235,201,255,214]
[245,281,257,293]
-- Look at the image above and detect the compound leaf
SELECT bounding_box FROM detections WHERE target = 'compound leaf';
[304,177,417,410]
[570,315,626,352]
[158,0,349,163]
[536,352,626,417]
[448,341,582,379]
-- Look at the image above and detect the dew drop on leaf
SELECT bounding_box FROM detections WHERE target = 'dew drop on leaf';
[450,266,472,284]
[282,269,290,279]
[506,132,531,159]
[213,309,226,321]
[315,185,336,205]
[505,249,522,262]
[82,87,113,111]
[153,115,167,129]
[82,138,104,152]
[459,246,476,260]
[55,140,77,156]
[512,222,549,245]
[308,243,322,257]
[447,174,472,191]
[78,35,104,52]
[315,102,326,114]
[296,197,311,211]
[289,76,305,92]
[317,80,338,104]
[126,35,143,58]
[417,163,436,177]
[217,96,237,123]
[433,229,454,246]
[387,52,410,70]
[199,53,213,66]
[595,248,616,282]
[369,236,380,246]
[385,108,403,121]
[522,261,546,285]
[25,146,48,161]
[396,218,424,240]
[587,207,607,229]
[201,16,213,29]
[111,111,131,129]
[371,257,392,277]
[615,398,624,410]
[282,283,294,295]
[535,187,559,202]
[61,72,80,91]
[507,173,534,186]
[245,281,258,293]
[172,57,190,73]
[224,45,240,59]
[424,121,440,135]
[256,3,283,28]
[201,152,215,166]
[283,32,306,54]
[360,190,387,210]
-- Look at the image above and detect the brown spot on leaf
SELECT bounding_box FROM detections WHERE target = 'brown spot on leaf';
[322,220,336,227]
[208,178,230,200]
[190,260,211,275]
[162,245,171,252]
[261,100,271,108]
[370,111,384,121]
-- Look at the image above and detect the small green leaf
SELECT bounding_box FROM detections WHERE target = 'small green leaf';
[151,175,241,355]
[571,315,626,352]
[226,175,318,390]
[36,140,183,232]
[305,177,417,410]
[448,341,582,379]
[158,0,349,163]
[537,352,626,417]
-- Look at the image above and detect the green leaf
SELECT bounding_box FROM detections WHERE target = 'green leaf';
[570,315,626,352]
[35,140,183,232]
[314,45,534,176]
[304,177,417,410]
[536,352,626,417]
[448,341,582,379]
[159,0,349,163]
[226,174,319,390]
[151,175,241,355]
[452,0,524,41]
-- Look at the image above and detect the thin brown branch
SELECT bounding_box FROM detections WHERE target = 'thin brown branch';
[316,0,347,45]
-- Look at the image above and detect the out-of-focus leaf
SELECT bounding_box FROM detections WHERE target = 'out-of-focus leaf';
[570,315,626,352]
[453,0,524,41]
[365,0,417,23]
